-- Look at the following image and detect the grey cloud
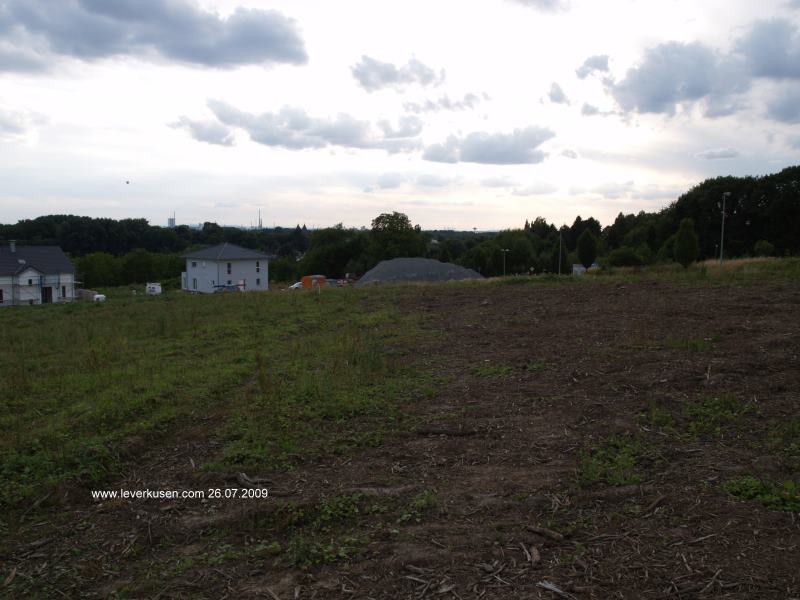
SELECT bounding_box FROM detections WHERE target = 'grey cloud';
[610,41,748,116]
[481,176,517,188]
[424,126,555,165]
[548,83,569,104]
[581,103,600,116]
[591,181,635,199]
[561,149,578,159]
[789,135,800,149]
[696,147,739,159]
[0,0,307,71]
[736,19,800,79]
[170,116,235,146]
[512,182,558,196]
[0,41,49,72]
[207,100,420,154]
[507,0,568,11]
[415,174,452,188]
[367,172,453,192]
[0,109,28,136]
[376,173,407,189]
[576,54,609,79]
[378,115,423,138]
[766,83,800,122]
[351,56,444,92]
[403,93,483,114]
[0,105,45,138]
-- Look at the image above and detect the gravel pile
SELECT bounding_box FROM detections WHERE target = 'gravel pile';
[354,257,483,287]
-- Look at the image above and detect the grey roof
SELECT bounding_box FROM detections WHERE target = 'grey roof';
[183,243,269,261]
[0,245,74,276]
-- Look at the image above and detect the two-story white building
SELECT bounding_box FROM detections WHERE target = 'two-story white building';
[0,241,76,307]
[181,243,269,293]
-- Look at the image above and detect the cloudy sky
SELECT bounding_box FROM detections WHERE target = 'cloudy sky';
[1,0,798,230]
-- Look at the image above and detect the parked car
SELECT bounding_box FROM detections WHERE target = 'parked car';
[288,282,303,290]
[213,284,241,293]
[93,294,106,302]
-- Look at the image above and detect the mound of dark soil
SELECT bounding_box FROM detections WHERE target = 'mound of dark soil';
[355,257,483,286]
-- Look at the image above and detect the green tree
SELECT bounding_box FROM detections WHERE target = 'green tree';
[577,229,598,269]
[366,212,426,267]
[753,239,775,257]
[673,218,700,268]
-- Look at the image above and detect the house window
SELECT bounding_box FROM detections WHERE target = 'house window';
[201,261,206,267]
[0,289,3,303]
[227,280,231,285]
[62,286,66,298]
[256,261,260,273]
[192,278,197,290]
[256,278,261,286]
[192,261,197,268]
[227,262,232,274]
[28,278,33,286]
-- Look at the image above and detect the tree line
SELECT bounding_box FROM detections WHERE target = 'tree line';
[0,165,796,286]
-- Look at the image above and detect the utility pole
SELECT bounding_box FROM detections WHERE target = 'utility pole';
[558,232,562,275]
[720,191,730,265]
[501,248,510,277]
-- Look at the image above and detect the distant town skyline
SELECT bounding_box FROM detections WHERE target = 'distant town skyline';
[1,0,798,230]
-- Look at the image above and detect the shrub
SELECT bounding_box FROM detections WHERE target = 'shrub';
[607,246,644,267]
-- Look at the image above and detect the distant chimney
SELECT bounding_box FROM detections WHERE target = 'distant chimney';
[9,240,15,253]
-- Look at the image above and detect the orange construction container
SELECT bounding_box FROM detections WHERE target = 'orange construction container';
[301,275,327,289]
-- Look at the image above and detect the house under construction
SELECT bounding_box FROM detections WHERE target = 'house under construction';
[0,241,76,307]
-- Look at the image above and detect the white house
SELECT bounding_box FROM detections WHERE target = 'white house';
[0,241,76,307]
[181,243,269,293]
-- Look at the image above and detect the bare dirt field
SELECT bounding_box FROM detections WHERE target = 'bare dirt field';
[4,279,800,599]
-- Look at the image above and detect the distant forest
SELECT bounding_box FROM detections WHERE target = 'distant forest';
[1,165,797,287]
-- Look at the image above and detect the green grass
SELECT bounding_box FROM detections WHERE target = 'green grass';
[723,476,800,511]
[472,362,515,378]
[577,435,647,487]
[496,257,800,287]
[682,394,758,437]
[0,287,437,515]
[639,402,676,430]
[767,419,800,470]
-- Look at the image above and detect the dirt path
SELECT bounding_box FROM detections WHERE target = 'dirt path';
[5,280,800,599]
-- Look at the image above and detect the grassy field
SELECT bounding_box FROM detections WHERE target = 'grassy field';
[0,286,437,515]
[1,257,799,598]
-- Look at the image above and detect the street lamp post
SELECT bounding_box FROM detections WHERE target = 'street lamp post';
[501,248,510,277]
[720,192,731,265]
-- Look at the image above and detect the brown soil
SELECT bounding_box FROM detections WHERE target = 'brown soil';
[4,280,800,599]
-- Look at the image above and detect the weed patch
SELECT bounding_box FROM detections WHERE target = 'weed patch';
[682,394,758,437]
[577,435,647,487]
[638,402,676,430]
[472,362,515,378]
[723,476,800,511]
